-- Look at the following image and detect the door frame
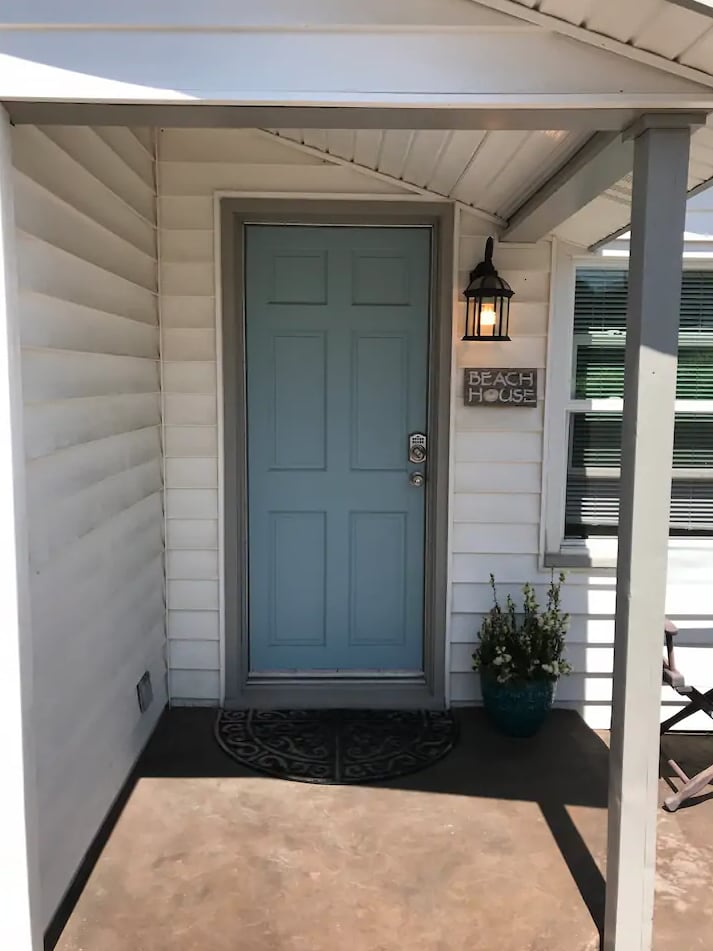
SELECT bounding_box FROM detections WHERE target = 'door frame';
[219,199,455,709]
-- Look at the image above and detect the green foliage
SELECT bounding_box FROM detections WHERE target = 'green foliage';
[472,574,571,684]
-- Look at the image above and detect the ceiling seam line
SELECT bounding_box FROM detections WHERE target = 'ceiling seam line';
[424,130,456,191]
[477,132,533,196]
[446,133,490,199]
[672,20,713,63]
[499,131,590,219]
[398,131,417,181]
[374,131,387,174]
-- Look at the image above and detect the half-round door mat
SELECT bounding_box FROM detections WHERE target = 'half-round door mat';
[215,709,458,785]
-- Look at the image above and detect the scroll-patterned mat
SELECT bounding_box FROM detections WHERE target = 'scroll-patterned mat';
[215,709,458,784]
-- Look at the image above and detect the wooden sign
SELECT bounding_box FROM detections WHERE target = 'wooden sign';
[464,368,538,407]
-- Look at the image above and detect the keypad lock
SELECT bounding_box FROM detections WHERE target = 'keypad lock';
[408,432,427,464]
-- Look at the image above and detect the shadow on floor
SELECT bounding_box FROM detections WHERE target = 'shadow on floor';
[47,708,612,950]
[47,708,713,951]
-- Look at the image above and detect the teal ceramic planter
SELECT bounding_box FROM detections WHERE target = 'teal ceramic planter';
[480,673,557,737]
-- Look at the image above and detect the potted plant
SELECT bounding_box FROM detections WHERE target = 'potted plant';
[472,573,571,737]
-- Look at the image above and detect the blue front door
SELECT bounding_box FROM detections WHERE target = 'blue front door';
[245,225,430,672]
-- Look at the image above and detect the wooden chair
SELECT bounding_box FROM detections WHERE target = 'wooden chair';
[661,620,713,812]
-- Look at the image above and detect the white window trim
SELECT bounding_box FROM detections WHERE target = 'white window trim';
[540,240,713,570]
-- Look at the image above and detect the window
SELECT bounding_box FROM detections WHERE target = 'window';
[564,268,713,539]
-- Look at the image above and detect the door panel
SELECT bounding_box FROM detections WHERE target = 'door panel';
[351,334,408,471]
[245,225,430,672]
[272,333,326,470]
[269,511,326,646]
[349,511,407,646]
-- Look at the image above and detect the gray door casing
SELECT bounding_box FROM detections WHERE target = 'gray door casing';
[220,199,455,709]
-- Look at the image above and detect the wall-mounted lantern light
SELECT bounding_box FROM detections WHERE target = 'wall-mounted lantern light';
[463,236,514,341]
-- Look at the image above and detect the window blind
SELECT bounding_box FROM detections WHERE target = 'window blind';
[574,346,713,400]
[566,269,713,538]
[565,476,713,536]
[570,414,713,470]
[573,269,713,336]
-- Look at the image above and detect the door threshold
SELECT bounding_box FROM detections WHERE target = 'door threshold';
[248,669,425,682]
[227,677,442,710]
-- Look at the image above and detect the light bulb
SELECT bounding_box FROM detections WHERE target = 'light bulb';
[479,302,496,328]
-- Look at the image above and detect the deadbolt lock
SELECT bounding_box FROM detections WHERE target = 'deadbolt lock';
[408,432,427,464]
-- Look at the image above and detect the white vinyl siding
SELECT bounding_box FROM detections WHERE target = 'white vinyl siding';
[12,124,165,928]
[450,216,551,706]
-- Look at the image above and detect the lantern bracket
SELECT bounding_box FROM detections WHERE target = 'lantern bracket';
[468,235,498,283]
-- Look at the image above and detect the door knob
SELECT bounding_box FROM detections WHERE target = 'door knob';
[409,472,425,487]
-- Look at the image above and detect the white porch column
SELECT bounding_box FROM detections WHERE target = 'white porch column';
[0,106,42,949]
[603,114,702,951]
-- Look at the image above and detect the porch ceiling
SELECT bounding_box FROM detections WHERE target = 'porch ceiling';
[268,122,713,247]
[269,129,590,225]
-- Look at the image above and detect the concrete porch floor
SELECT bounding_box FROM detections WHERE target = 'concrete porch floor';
[51,709,713,951]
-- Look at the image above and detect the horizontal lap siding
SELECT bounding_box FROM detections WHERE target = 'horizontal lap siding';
[158,128,411,703]
[12,124,165,928]
[451,218,551,706]
[452,214,713,727]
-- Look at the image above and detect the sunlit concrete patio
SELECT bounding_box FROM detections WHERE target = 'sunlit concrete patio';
[49,710,713,951]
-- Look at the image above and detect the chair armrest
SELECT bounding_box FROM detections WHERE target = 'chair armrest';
[663,618,685,689]
[663,665,688,691]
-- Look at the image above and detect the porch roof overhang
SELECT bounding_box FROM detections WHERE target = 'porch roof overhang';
[3,0,713,248]
[470,0,713,245]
